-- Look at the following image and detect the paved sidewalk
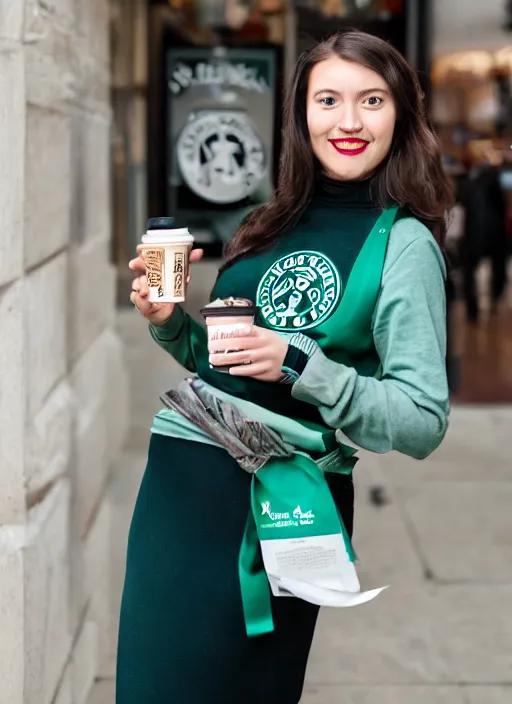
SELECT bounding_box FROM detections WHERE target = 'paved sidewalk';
[89,260,512,704]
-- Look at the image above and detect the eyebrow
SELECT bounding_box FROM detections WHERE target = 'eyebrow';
[313,87,389,98]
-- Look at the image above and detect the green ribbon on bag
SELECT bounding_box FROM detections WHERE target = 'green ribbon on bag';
[239,507,275,637]
[153,377,362,638]
[238,451,356,638]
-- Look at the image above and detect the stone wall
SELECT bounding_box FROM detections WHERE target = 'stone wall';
[0,2,128,703]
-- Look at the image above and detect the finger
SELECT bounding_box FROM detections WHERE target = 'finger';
[138,274,149,297]
[207,336,261,354]
[129,256,146,273]
[246,325,270,339]
[130,291,152,315]
[229,361,270,377]
[190,248,204,263]
[130,291,140,310]
[209,348,262,367]
[131,275,149,298]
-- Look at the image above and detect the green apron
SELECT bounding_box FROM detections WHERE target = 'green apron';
[151,206,399,637]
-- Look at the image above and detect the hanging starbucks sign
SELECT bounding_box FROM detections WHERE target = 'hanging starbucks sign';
[169,60,270,96]
[167,47,277,209]
[176,110,266,204]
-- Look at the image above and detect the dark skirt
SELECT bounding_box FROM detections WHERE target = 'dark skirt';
[116,434,354,704]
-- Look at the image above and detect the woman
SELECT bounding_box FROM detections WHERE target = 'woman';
[117,30,453,703]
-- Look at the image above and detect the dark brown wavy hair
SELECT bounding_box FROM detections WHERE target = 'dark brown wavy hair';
[221,29,453,271]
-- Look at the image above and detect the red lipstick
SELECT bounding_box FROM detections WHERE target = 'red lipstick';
[329,138,369,156]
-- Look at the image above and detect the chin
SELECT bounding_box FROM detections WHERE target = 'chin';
[327,164,370,181]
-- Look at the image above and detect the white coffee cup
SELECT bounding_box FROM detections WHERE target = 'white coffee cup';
[140,221,194,303]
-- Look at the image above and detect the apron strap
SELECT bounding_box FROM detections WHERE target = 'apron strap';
[238,507,275,638]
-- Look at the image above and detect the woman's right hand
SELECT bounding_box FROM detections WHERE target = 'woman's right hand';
[129,246,204,326]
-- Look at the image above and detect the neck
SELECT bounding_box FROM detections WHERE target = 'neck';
[314,174,377,209]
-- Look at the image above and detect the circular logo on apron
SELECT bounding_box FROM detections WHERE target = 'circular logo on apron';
[256,251,341,331]
[176,111,266,204]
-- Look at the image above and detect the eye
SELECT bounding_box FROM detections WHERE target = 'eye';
[319,96,336,107]
[363,96,383,107]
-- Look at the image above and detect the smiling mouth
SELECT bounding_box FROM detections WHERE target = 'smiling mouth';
[328,139,369,156]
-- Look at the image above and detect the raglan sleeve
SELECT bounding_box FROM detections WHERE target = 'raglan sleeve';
[149,305,208,374]
[286,226,450,459]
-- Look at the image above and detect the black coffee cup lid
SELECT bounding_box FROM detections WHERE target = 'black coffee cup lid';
[200,306,257,318]
[147,217,175,230]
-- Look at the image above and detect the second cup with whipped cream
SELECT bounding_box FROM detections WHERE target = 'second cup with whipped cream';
[201,297,257,372]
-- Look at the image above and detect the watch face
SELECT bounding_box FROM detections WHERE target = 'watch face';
[176,111,266,204]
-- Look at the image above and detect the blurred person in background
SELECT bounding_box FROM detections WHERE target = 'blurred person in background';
[119,30,453,704]
[456,142,508,322]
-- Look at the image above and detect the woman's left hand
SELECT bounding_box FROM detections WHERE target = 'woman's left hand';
[208,326,288,382]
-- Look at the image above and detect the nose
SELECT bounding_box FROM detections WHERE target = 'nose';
[336,102,363,134]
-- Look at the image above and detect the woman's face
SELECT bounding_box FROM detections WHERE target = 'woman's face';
[306,56,397,181]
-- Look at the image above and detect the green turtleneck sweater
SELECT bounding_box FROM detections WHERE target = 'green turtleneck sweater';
[149,179,449,460]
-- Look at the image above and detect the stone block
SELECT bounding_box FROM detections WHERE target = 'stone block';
[46,0,75,24]
[397,482,512,582]
[25,380,73,499]
[24,14,75,111]
[0,281,25,524]
[352,472,423,587]
[302,685,466,704]
[73,406,108,540]
[0,0,24,40]
[103,330,129,464]
[24,0,75,29]
[91,584,113,680]
[25,253,68,419]
[430,585,512,684]
[69,237,116,363]
[69,334,110,626]
[76,0,110,67]
[72,34,111,112]
[464,688,512,704]
[86,680,115,704]
[306,587,449,686]
[71,619,99,704]
[0,527,24,704]
[81,115,111,243]
[378,407,512,484]
[83,500,109,612]
[107,452,147,673]
[24,105,71,269]
[69,108,86,242]
[53,665,73,704]
[305,584,512,686]
[68,110,112,246]
[24,480,72,704]
[84,63,110,108]
[71,332,109,418]
[84,498,113,677]
[0,43,24,288]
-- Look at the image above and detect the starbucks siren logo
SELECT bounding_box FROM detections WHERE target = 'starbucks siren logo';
[176,111,266,204]
[257,251,341,331]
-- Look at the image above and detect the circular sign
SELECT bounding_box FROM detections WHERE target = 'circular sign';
[176,111,266,204]
[256,251,342,331]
